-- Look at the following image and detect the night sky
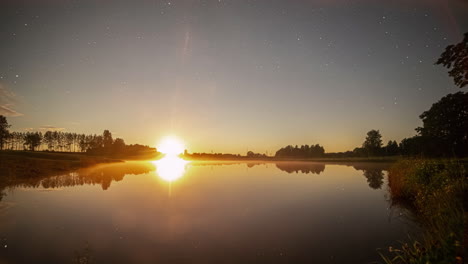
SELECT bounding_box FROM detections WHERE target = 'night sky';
[1,0,467,154]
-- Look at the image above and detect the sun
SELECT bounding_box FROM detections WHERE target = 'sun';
[157,136,186,156]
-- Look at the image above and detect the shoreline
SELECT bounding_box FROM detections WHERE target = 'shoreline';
[0,150,123,179]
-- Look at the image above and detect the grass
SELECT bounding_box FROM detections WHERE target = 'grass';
[381,159,467,264]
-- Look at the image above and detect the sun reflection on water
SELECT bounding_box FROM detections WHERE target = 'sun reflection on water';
[153,156,190,182]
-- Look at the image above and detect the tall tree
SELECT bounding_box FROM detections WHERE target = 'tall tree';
[103,130,113,150]
[0,115,10,150]
[24,132,42,151]
[43,131,54,151]
[416,91,468,156]
[362,129,383,156]
[436,32,468,88]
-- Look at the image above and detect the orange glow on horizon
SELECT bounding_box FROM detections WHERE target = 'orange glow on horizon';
[157,136,186,156]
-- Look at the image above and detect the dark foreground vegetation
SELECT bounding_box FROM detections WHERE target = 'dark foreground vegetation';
[382,159,467,264]
[378,35,468,263]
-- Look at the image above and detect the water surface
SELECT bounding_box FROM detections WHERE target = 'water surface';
[0,159,416,264]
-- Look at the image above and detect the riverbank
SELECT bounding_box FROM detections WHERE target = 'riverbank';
[382,159,467,264]
[0,150,122,179]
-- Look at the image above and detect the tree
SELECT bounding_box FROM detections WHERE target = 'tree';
[399,136,426,156]
[103,130,113,150]
[24,132,42,151]
[436,32,468,88]
[275,144,325,158]
[43,131,54,151]
[362,129,383,156]
[416,91,468,156]
[65,133,74,152]
[384,140,399,156]
[0,115,10,150]
[112,138,125,154]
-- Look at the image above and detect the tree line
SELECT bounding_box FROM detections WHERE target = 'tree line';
[329,33,468,158]
[0,119,157,158]
[273,88,467,159]
[350,91,467,157]
[275,144,325,158]
[1,34,466,159]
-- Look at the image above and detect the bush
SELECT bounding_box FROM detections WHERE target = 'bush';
[383,159,466,264]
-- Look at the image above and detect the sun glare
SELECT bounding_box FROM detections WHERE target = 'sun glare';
[157,136,185,156]
[153,156,189,182]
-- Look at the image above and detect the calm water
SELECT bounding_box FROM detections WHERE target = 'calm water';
[0,159,417,264]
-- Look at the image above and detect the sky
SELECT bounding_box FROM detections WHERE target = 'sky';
[0,0,467,154]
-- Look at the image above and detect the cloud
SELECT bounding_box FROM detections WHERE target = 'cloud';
[0,84,23,117]
[0,104,23,117]
[39,125,65,132]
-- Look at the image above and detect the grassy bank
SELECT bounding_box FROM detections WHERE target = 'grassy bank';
[0,150,122,179]
[382,159,467,264]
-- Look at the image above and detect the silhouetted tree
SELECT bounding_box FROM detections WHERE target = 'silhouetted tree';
[416,91,468,157]
[399,136,426,156]
[7,131,22,150]
[0,115,10,150]
[350,147,365,157]
[275,144,325,158]
[112,138,125,154]
[24,132,42,151]
[384,140,399,156]
[246,151,267,158]
[103,130,113,149]
[362,130,383,156]
[0,120,157,157]
[43,131,54,151]
[436,32,468,88]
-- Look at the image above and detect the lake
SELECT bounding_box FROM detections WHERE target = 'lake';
[0,158,418,264]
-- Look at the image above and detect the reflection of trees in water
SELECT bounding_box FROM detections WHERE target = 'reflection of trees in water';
[189,161,266,169]
[1,162,155,194]
[246,162,264,168]
[275,162,325,174]
[352,163,388,189]
[362,169,385,189]
[0,161,392,200]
